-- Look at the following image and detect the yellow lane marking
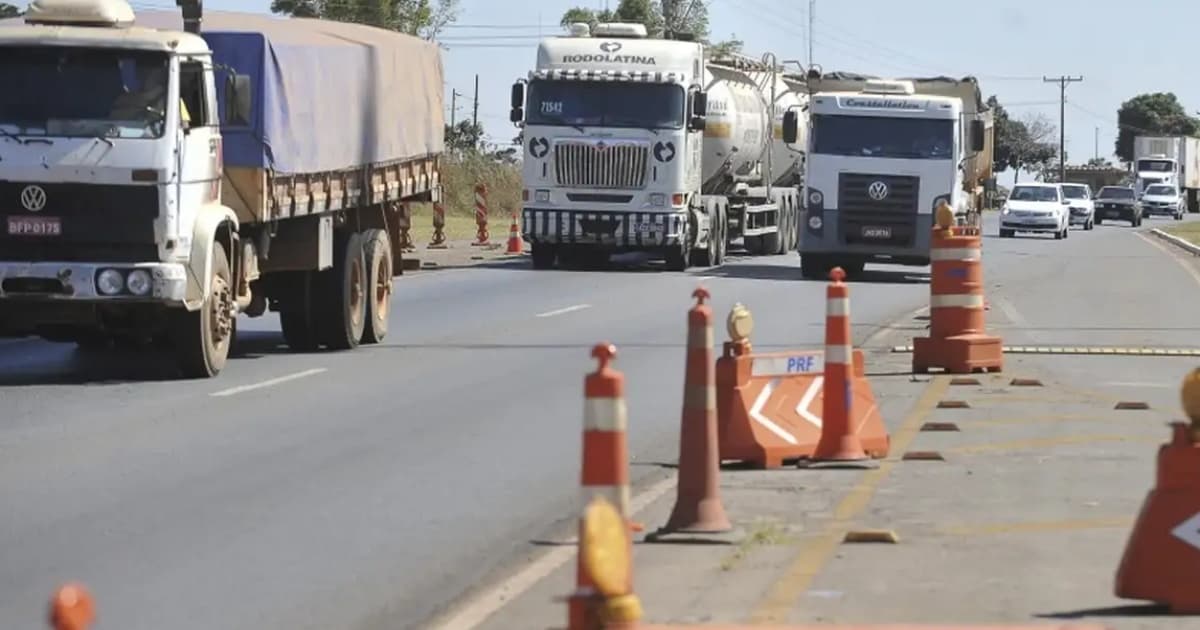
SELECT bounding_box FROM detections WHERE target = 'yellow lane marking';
[748,376,949,624]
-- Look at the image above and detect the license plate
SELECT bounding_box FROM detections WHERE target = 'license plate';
[1107,211,1120,218]
[632,222,654,234]
[7,216,61,236]
[862,226,892,239]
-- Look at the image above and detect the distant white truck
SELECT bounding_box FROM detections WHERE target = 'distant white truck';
[1132,135,1200,213]
[509,22,805,271]
[796,72,993,279]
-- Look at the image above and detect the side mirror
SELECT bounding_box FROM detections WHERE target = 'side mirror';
[782,110,799,144]
[970,120,986,152]
[692,91,708,117]
[511,82,525,109]
[1062,198,1071,205]
[510,107,524,124]
[688,115,706,132]
[224,73,252,126]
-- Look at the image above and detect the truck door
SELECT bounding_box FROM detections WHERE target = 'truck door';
[176,57,221,233]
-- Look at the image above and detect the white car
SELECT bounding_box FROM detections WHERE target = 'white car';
[1140,183,1185,221]
[999,183,1070,240]
[1060,183,1095,230]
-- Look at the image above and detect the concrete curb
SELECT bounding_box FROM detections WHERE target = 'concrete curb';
[1149,228,1200,256]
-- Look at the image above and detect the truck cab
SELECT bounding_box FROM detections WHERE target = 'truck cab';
[798,76,989,278]
[1134,155,1178,197]
[0,0,246,376]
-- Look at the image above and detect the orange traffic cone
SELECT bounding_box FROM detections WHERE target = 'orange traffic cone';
[506,212,523,254]
[1114,367,1200,613]
[659,286,732,534]
[811,267,869,463]
[49,583,95,630]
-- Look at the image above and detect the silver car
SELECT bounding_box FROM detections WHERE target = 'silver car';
[1140,183,1185,220]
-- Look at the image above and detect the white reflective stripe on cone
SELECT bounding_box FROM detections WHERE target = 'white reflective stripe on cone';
[931,294,986,309]
[584,398,629,431]
[826,344,852,365]
[826,297,850,317]
[930,247,982,262]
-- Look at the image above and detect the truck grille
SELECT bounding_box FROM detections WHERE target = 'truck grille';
[554,141,648,189]
[0,181,160,262]
[837,173,920,247]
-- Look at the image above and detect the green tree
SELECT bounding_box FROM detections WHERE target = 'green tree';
[444,119,484,153]
[988,95,1056,184]
[559,0,735,52]
[1114,92,1200,163]
[271,0,460,39]
[0,3,20,17]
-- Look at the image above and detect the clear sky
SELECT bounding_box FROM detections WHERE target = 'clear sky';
[125,0,1198,177]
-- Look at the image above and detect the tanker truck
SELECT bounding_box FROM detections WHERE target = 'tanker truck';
[0,0,443,378]
[796,72,994,279]
[509,22,805,271]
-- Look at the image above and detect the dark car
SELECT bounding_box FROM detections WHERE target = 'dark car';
[1094,186,1143,227]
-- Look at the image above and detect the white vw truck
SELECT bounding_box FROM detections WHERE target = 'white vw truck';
[797,73,992,279]
[0,0,445,378]
[510,22,801,271]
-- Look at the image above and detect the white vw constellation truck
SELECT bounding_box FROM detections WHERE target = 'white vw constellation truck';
[796,73,994,279]
[510,22,805,271]
[0,0,443,378]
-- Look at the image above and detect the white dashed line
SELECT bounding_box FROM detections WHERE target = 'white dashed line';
[535,304,592,318]
[209,368,327,398]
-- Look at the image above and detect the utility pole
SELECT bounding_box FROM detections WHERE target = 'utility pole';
[1044,75,1083,182]
[808,0,815,67]
[1094,126,1099,161]
[450,89,462,127]
[472,74,480,128]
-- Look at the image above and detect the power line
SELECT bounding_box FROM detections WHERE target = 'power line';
[1044,75,1084,181]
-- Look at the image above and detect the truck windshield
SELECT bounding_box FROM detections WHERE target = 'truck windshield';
[0,46,170,140]
[1009,186,1059,202]
[812,114,954,160]
[1098,188,1135,200]
[1137,160,1173,172]
[526,79,685,130]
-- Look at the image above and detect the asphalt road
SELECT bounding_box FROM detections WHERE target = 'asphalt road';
[0,213,1192,630]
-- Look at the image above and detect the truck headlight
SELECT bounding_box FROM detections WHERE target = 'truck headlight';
[808,190,823,205]
[649,193,666,207]
[126,269,152,296]
[96,269,125,296]
[808,215,823,230]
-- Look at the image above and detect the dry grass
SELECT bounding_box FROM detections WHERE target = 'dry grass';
[1163,221,1200,246]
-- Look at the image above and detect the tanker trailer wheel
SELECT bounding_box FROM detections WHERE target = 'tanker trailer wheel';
[170,241,234,378]
[318,230,367,351]
[361,228,393,345]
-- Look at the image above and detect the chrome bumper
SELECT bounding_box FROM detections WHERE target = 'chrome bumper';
[0,261,188,303]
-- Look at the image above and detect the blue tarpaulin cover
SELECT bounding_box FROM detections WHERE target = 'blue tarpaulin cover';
[3,9,445,175]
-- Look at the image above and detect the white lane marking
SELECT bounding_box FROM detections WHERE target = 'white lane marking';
[748,377,799,445]
[535,304,592,318]
[209,368,327,398]
[1103,382,1173,389]
[427,476,677,630]
[994,296,1045,344]
[795,376,824,428]
[1138,231,1200,289]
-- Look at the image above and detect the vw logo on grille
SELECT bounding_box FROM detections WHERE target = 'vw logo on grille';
[20,185,47,212]
[867,180,889,201]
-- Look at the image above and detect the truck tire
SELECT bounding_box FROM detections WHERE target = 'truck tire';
[800,254,830,280]
[361,228,392,345]
[171,241,234,378]
[692,200,725,267]
[318,230,367,351]
[665,212,693,272]
[530,243,556,269]
[279,271,321,352]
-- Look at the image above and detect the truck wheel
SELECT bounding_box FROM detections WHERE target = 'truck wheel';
[530,243,556,269]
[318,230,367,351]
[666,213,693,271]
[692,201,721,267]
[171,242,234,378]
[361,229,393,345]
[279,271,321,352]
[800,254,828,280]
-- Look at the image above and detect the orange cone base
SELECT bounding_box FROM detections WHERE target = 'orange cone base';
[662,498,733,534]
[912,333,1004,375]
[1115,486,1200,613]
